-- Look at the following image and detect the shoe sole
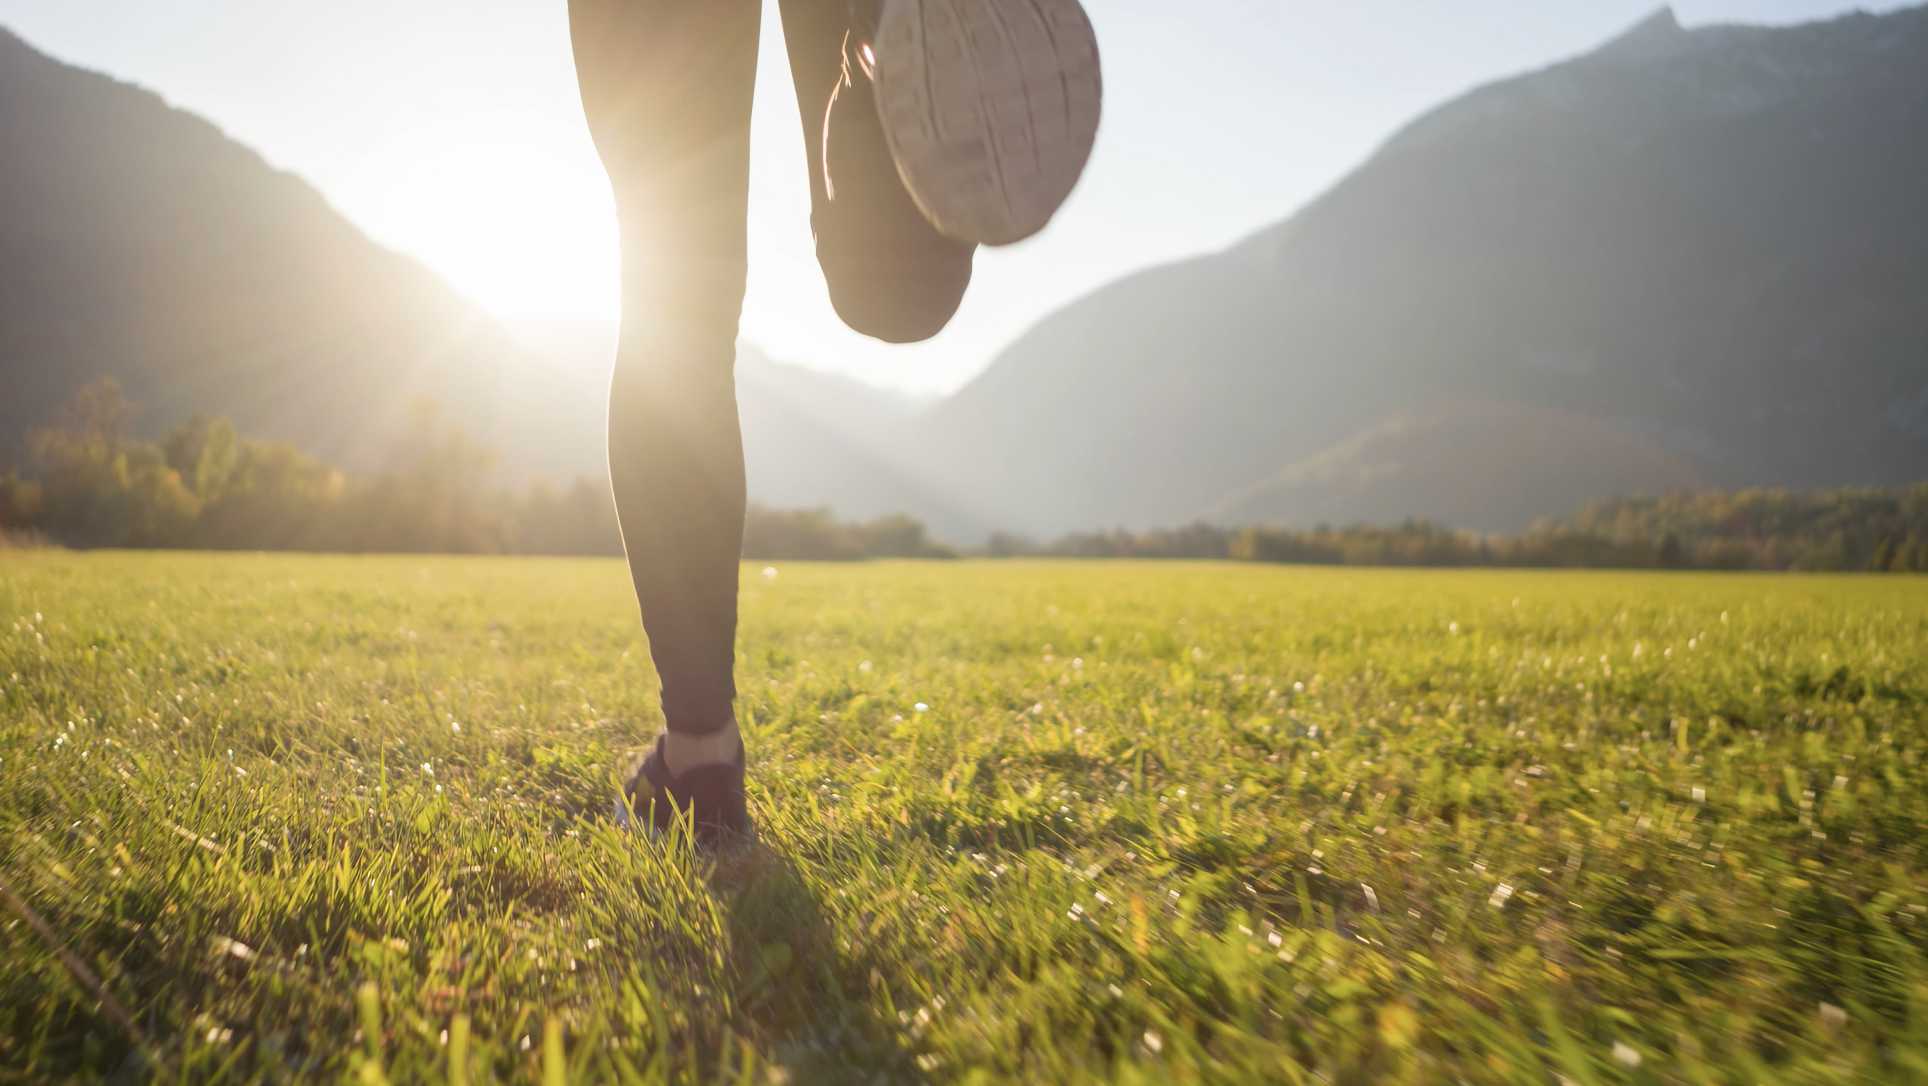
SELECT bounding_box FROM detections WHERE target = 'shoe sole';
[871,0,1102,246]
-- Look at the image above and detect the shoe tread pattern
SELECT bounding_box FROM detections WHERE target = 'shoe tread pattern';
[874,0,1101,245]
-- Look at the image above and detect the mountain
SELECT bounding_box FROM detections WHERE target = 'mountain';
[736,350,990,533]
[0,26,971,529]
[1212,401,1710,531]
[0,25,529,473]
[914,5,1928,534]
[8,8,1927,544]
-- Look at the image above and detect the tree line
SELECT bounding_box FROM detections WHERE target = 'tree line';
[4,379,1923,571]
[990,491,1928,572]
[0,379,949,560]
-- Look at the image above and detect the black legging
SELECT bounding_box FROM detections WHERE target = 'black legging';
[569,0,971,736]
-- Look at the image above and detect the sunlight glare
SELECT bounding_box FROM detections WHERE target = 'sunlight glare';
[371,149,620,327]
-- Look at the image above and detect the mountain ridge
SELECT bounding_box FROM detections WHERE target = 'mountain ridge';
[910,3,1928,534]
[6,8,1927,541]
[0,23,976,529]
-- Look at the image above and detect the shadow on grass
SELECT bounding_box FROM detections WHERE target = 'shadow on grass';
[711,844,928,1084]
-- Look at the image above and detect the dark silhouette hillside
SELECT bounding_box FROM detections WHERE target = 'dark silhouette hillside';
[0,26,978,530]
[0,26,530,473]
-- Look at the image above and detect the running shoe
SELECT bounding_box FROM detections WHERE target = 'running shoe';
[617,735,752,849]
[863,0,1103,246]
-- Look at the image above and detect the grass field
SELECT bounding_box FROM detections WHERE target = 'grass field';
[1,553,1924,1083]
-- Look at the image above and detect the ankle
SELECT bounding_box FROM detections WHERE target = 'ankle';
[662,717,741,776]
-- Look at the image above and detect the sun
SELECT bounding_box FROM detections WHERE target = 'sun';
[360,148,622,327]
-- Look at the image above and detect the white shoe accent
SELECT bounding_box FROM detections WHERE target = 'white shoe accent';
[871,0,1102,246]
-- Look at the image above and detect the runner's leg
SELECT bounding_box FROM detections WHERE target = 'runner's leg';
[571,0,759,763]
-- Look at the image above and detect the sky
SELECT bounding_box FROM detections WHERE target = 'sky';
[0,1,1912,394]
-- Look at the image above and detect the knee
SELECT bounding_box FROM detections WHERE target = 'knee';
[818,238,974,345]
[606,330,738,439]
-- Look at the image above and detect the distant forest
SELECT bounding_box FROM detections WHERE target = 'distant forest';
[989,496,1928,573]
[3,380,1924,572]
[0,379,949,560]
